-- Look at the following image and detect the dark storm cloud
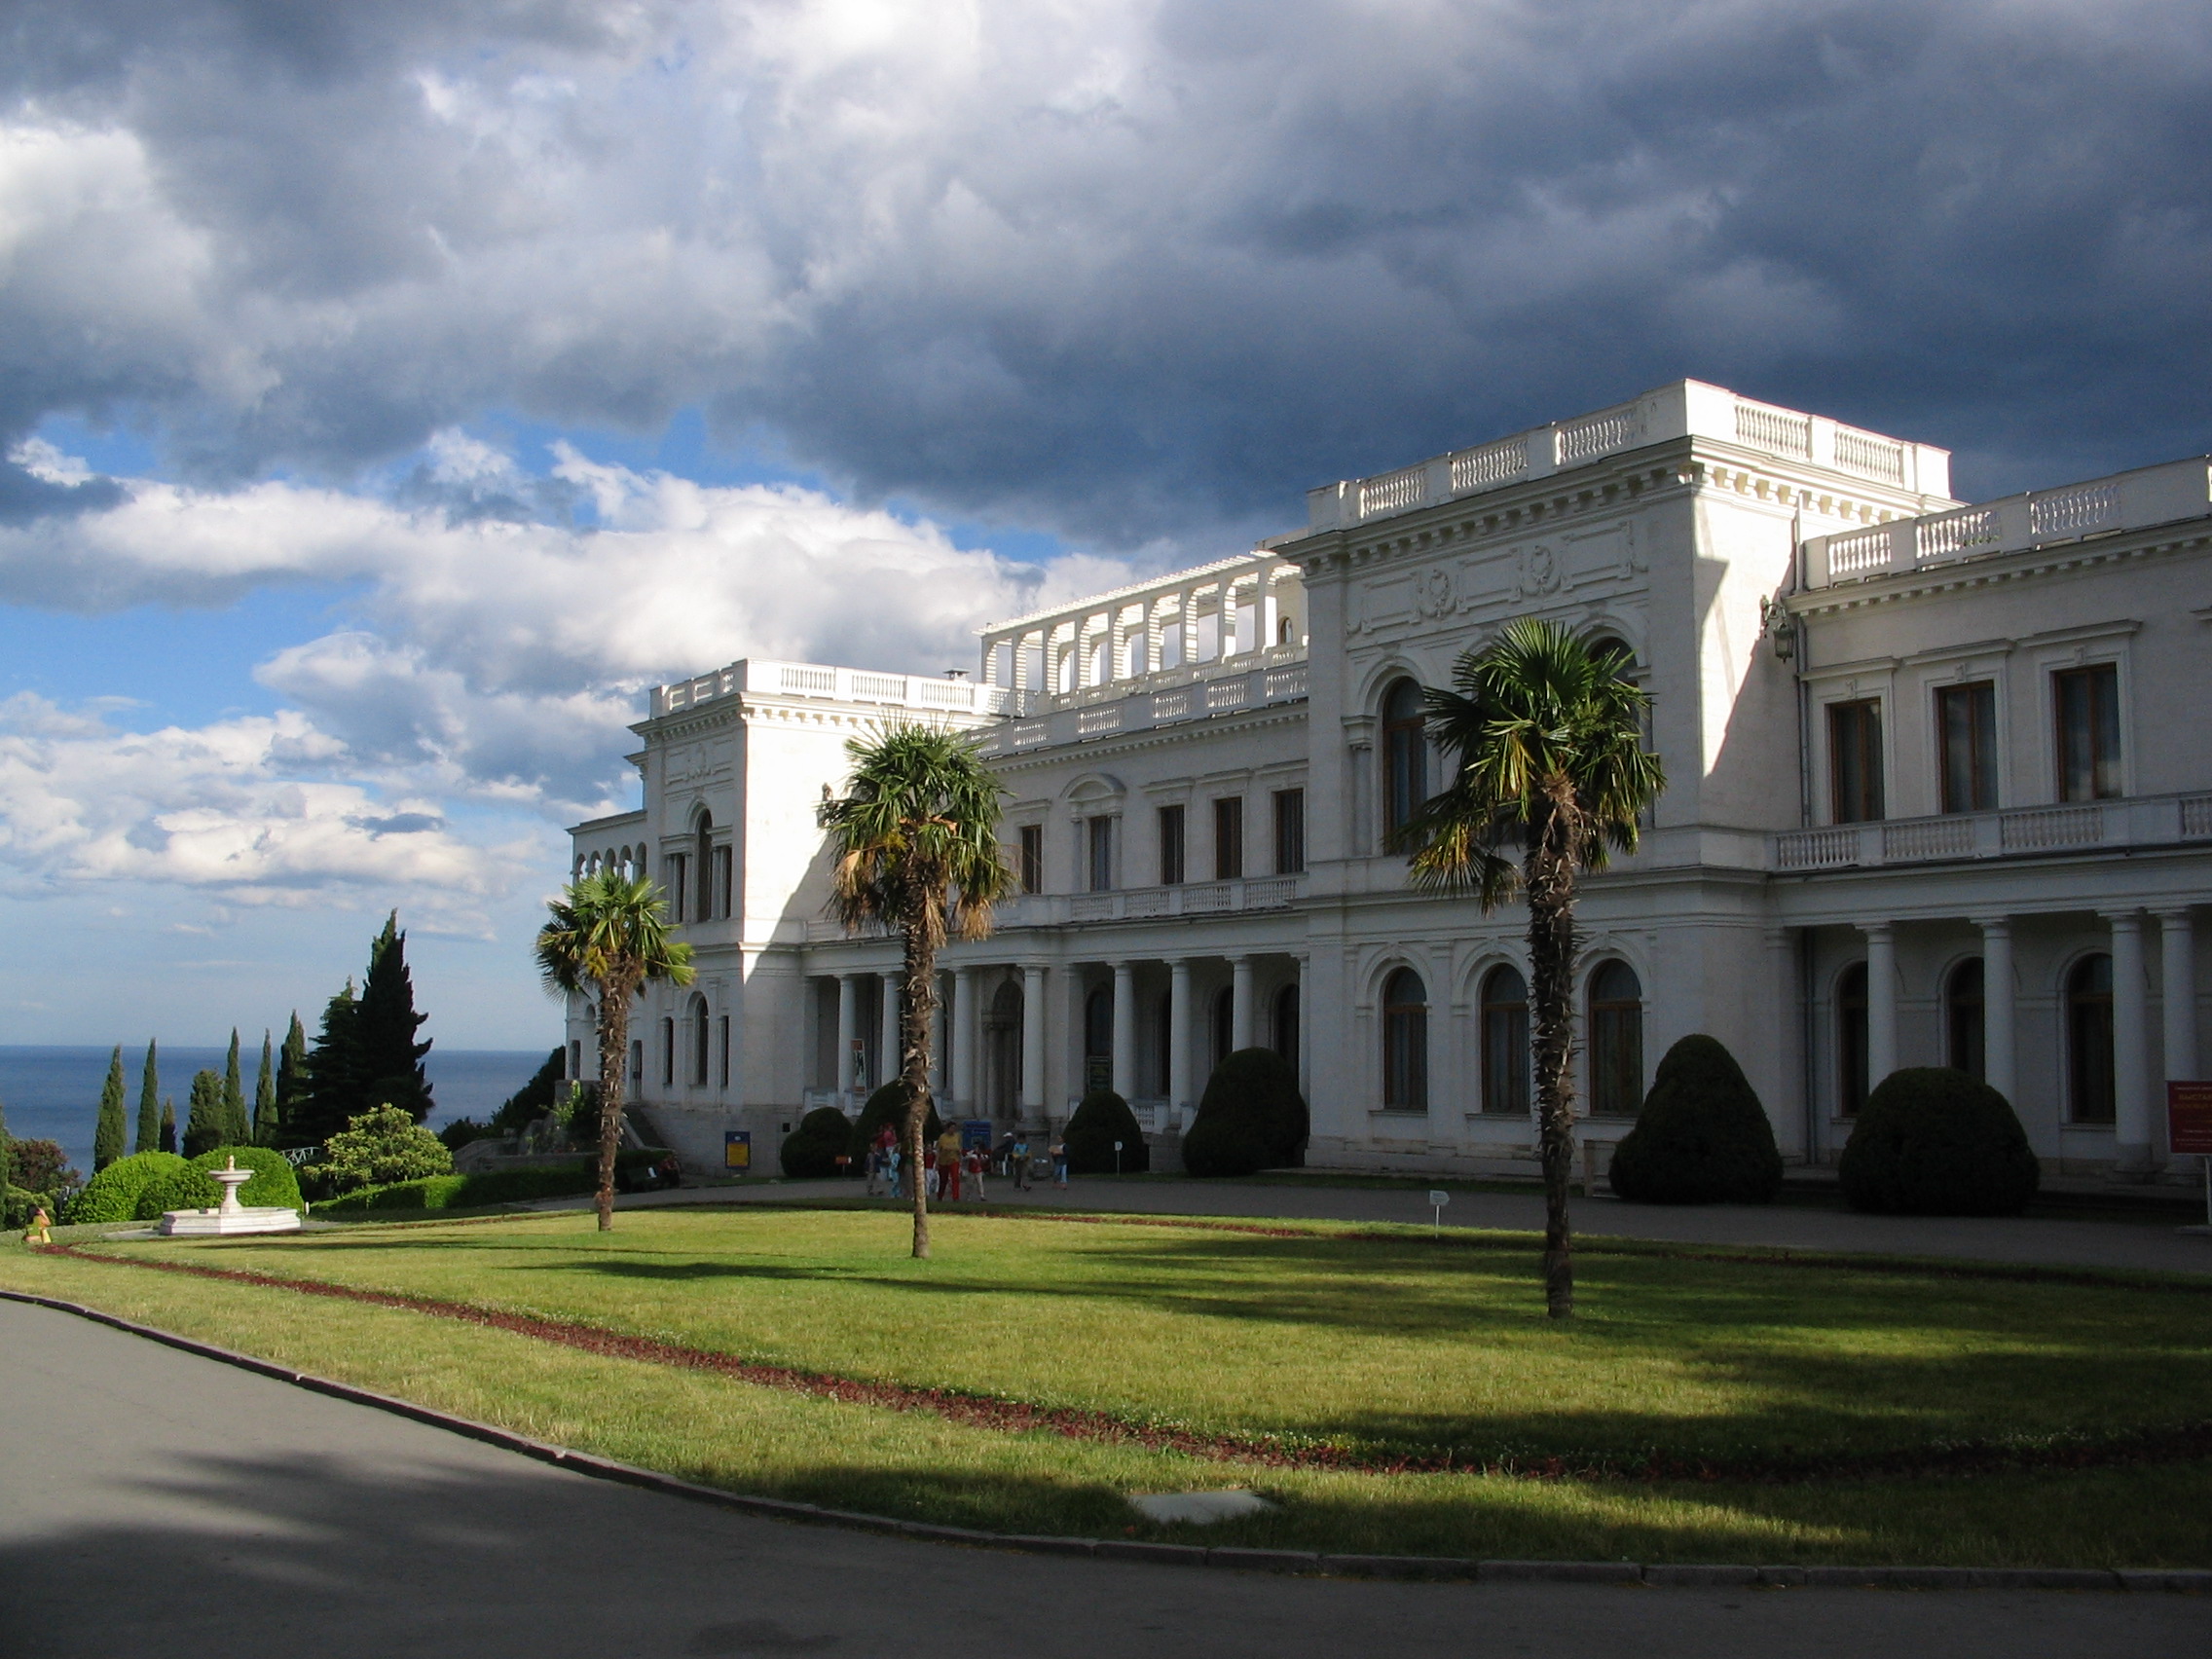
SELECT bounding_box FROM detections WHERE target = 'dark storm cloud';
[3,0,2208,540]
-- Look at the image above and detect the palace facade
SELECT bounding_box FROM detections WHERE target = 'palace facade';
[567,381,2212,1180]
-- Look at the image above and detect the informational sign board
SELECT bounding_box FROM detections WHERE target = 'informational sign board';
[961,1120,994,1152]
[2168,1083,2212,1156]
[723,1130,752,1172]
[1084,1057,1112,1094]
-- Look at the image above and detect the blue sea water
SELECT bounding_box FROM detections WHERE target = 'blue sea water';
[0,1046,555,1179]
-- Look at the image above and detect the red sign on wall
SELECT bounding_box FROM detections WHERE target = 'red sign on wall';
[2168,1083,2212,1156]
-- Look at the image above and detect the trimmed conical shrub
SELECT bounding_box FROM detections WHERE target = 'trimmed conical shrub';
[1607,1034,1784,1204]
[848,1084,942,1160]
[1182,1048,1308,1178]
[1839,1067,2041,1216]
[781,1107,856,1178]
[1064,1089,1150,1174]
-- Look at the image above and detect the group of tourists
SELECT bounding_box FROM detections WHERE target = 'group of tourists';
[860,1123,1067,1199]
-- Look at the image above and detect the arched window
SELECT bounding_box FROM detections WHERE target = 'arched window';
[1278,615,1294,645]
[693,812,714,921]
[1211,986,1234,1070]
[569,1039,582,1081]
[1588,960,1643,1117]
[689,994,711,1086]
[1944,958,1985,1082]
[1382,679,1427,839]
[1480,965,1530,1116]
[1088,637,1110,684]
[629,1038,644,1090]
[2066,954,2116,1124]
[1836,963,1868,1117]
[1272,982,1299,1067]
[1382,968,1428,1110]
[659,1017,675,1088]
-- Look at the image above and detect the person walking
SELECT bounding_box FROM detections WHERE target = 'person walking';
[964,1144,986,1203]
[1051,1138,1069,1192]
[886,1142,903,1199]
[1012,1132,1030,1192]
[864,1143,881,1198]
[922,1143,938,1200]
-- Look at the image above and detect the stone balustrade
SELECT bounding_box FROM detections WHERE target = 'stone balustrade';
[650,658,1018,719]
[1773,791,2212,872]
[971,647,1307,756]
[802,875,1306,942]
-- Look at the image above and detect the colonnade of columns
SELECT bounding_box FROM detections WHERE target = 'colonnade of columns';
[1852,906,2196,1169]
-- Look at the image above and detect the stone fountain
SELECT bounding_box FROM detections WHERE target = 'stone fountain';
[157,1156,302,1237]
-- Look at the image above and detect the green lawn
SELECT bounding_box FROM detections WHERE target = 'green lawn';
[8,1207,2211,1567]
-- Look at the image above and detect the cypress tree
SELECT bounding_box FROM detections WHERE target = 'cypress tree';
[254,1031,276,1146]
[222,1030,248,1146]
[184,1070,227,1159]
[159,1098,177,1155]
[135,1040,162,1155]
[93,1046,128,1171]
[357,911,434,1123]
[275,1013,310,1142]
[299,981,366,1145]
[0,1094,13,1190]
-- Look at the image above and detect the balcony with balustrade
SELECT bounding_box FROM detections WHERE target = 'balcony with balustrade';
[1772,791,2212,874]
[647,658,1019,720]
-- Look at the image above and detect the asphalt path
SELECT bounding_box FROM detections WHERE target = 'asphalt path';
[531,1175,2212,1275]
[3,1301,2201,1659]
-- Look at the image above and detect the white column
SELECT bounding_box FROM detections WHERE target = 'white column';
[1169,958,1194,1125]
[1021,964,1048,1118]
[880,972,903,1094]
[1294,954,1311,1104]
[2108,911,2155,1171]
[1977,917,2016,1105]
[1111,961,1136,1100]
[952,967,977,1113]
[1231,955,1255,1051]
[1864,923,1898,1088]
[2159,908,2199,1085]
[835,974,858,1106]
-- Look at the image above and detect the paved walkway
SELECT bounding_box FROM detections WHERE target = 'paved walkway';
[528,1176,2212,1276]
[3,1300,2199,1659]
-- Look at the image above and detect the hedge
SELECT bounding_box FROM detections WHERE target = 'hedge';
[65,1151,192,1225]
[190,1145,303,1211]
[135,1165,224,1220]
[1182,1049,1309,1178]
[1063,1090,1150,1174]
[1607,1034,1784,1205]
[848,1083,941,1161]
[313,1151,676,1216]
[782,1107,855,1178]
[1839,1067,2042,1216]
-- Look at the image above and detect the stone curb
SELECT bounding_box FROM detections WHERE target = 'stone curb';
[6,1289,2206,1597]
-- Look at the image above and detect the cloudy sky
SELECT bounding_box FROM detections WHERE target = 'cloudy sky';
[2,0,2207,1049]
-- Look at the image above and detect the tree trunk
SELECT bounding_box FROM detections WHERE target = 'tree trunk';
[901,916,941,1260]
[1525,796,1581,1319]
[595,969,637,1234]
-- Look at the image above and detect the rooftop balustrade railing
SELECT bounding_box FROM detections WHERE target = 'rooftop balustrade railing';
[1772,792,2212,872]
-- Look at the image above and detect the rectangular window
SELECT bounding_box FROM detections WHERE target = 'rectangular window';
[1017,825,1043,895]
[2053,665,2121,801]
[1213,796,1244,880]
[1088,816,1115,892]
[1158,804,1185,886]
[717,1015,730,1089]
[665,853,687,920]
[1828,699,1885,824]
[659,1018,675,1088]
[712,844,733,919]
[1936,682,1998,814]
[1272,789,1306,875]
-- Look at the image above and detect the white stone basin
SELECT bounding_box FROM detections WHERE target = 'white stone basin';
[158,1157,302,1236]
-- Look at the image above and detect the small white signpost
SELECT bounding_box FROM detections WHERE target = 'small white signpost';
[1429,1189,1450,1234]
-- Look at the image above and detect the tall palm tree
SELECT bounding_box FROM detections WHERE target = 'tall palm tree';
[1394,618,1664,1319]
[536,870,695,1232]
[820,722,1014,1259]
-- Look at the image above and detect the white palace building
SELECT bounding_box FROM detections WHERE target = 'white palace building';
[566,381,2212,1182]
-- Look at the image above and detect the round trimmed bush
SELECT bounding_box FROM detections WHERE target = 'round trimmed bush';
[1063,1089,1150,1175]
[1839,1067,2041,1216]
[1182,1048,1309,1178]
[191,1145,302,1211]
[848,1084,941,1161]
[310,1104,455,1195]
[135,1164,223,1220]
[1607,1034,1784,1204]
[65,1151,191,1224]
[781,1107,856,1178]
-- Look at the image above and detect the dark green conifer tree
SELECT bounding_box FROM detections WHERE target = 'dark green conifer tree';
[254,1031,276,1145]
[183,1070,227,1158]
[297,981,365,1146]
[0,1094,13,1190]
[159,1098,177,1155]
[357,911,434,1123]
[135,1040,162,1155]
[276,1013,309,1139]
[93,1046,128,1170]
[222,1029,249,1145]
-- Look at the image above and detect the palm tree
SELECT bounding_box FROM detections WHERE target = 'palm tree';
[536,870,695,1232]
[820,722,1014,1259]
[1394,619,1664,1318]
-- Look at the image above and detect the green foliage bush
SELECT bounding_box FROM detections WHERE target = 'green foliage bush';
[1182,1048,1309,1178]
[313,1152,675,1216]
[308,1104,455,1195]
[65,1151,191,1224]
[1063,1089,1150,1174]
[848,1083,940,1160]
[8,1138,75,1198]
[1607,1034,1784,1205]
[1839,1067,2042,1217]
[190,1145,302,1211]
[781,1107,855,1178]
[135,1164,223,1220]
[5,1186,52,1230]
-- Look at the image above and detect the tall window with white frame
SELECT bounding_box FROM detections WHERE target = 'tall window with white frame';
[1272,982,1299,1068]
[1017,825,1043,895]
[2066,954,2116,1124]
[1382,679,1427,840]
[1213,796,1243,880]
[1272,789,1305,875]
[1480,965,1530,1116]
[2053,665,2122,801]
[659,1017,675,1088]
[1936,682,1998,814]
[1382,968,1428,1111]
[1829,699,1885,823]
[1158,804,1185,886]
[689,995,710,1086]
[1587,961,1643,1117]
[1088,816,1115,892]
[1944,959,1984,1081]
[1835,963,1868,1116]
